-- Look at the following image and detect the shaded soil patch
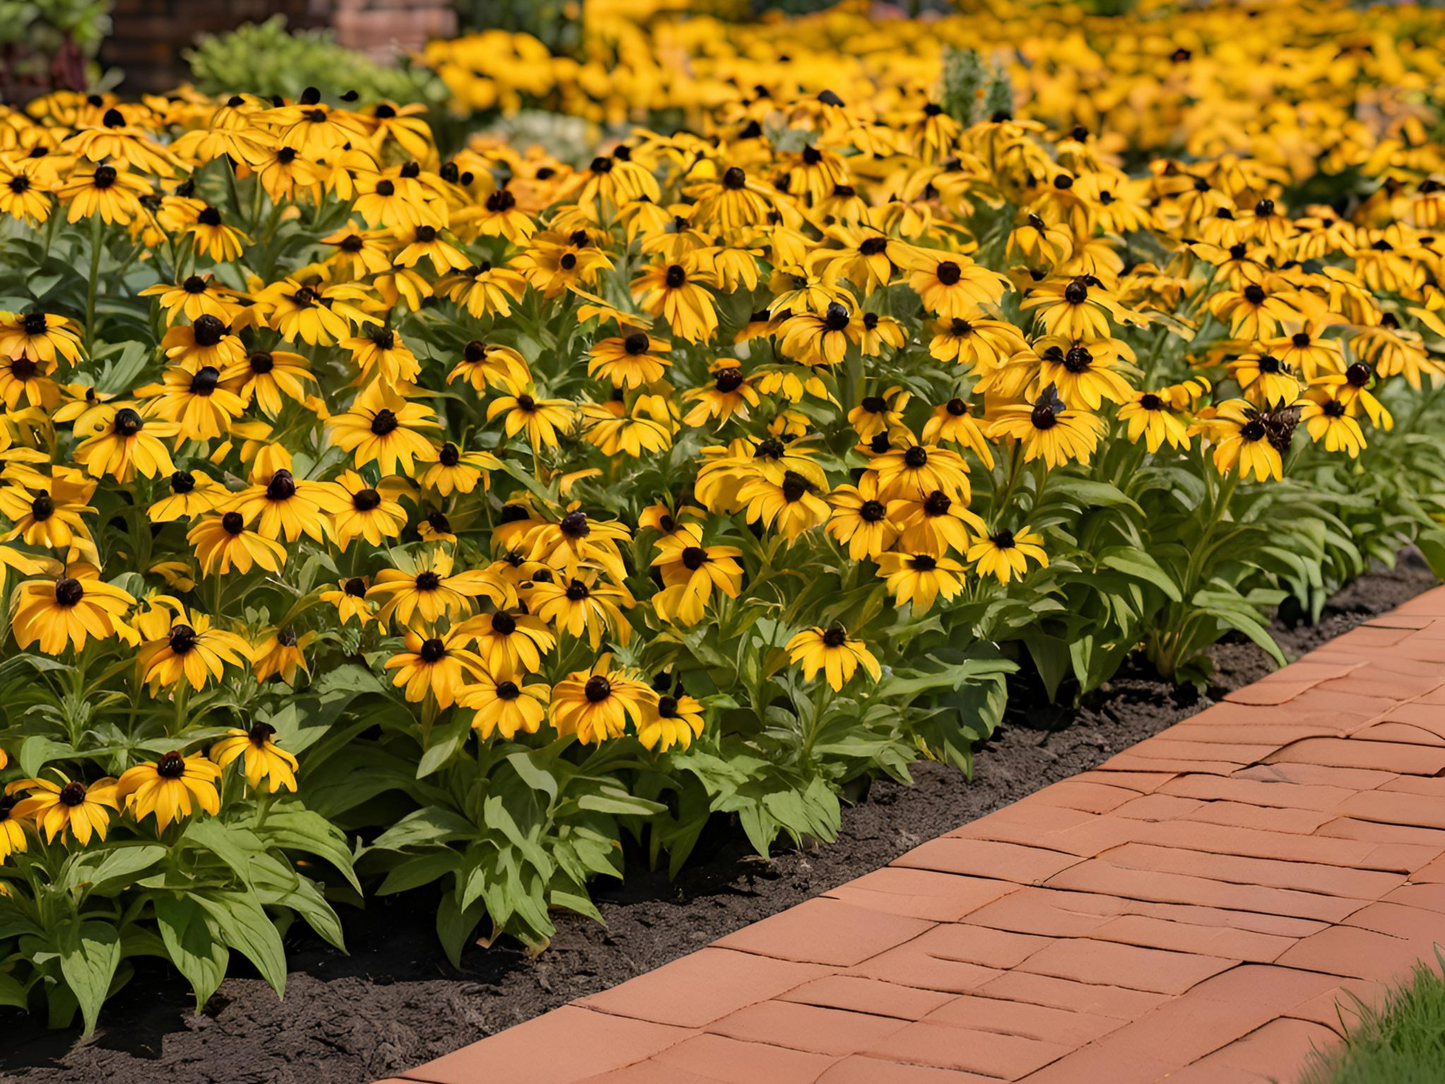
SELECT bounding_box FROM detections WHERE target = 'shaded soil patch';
[0,554,1434,1084]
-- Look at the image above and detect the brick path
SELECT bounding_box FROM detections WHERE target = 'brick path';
[383,587,1445,1084]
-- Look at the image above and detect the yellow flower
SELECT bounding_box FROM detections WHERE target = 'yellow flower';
[457,672,551,741]
[967,527,1049,584]
[12,566,134,654]
[210,724,299,793]
[384,628,486,709]
[550,663,657,745]
[7,776,119,845]
[637,692,705,752]
[117,752,222,830]
[786,625,881,691]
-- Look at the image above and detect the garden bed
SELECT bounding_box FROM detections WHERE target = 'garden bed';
[2,555,1432,1084]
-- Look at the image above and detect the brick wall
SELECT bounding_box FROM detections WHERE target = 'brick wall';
[101,0,456,94]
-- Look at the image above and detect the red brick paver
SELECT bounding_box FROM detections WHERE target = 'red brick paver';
[392,589,1445,1084]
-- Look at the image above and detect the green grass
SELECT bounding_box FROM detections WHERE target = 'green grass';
[1298,950,1445,1084]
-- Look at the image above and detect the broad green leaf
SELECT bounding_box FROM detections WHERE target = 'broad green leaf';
[194,890,287,998]
[56,919,121,1037]
[154,895,229,1011]
[371,807,476,850]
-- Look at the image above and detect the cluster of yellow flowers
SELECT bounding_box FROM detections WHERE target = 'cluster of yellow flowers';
[0,0,1440,857]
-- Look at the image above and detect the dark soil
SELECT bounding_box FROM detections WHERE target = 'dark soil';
[0,555,1435,1084]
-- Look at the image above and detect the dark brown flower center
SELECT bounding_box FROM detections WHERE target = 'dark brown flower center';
[584,675,612,702]
[54,576,83,605]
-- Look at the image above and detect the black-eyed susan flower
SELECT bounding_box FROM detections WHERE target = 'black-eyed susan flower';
[681,360,760,427]
[12,566,134,653]
[72,405,178,482]
[8,775,119,844]
[0,469,96,556]
[588,330,671,389]
[187,510,288,577]
[1205,399,1287,482]
[987,387,1102,468]
[890,489,987,556]
[875,552,967,615]
[487,389,574,450]
[252,278,378,347]
[525,574,633,647]
[369,549,513,629]
[0,311,83,365]
[148,467,224,522]
[632,258,719,344]
[458,672,550,741]
[209,723,298,793]
[908,254,1009,320]
[1299,388,1366,458]
[320,576,374,626]
[967,527,1048,584]
[921,398,995,468]
[457,610,555,678]
[786,624,881,691]
[329,387,440,476]
[252,626,314,684]
[870,442,971,500]
[736,469,830,540]
[637,691,705,752]
[650,532,743,625]
[117,752,221,830]
[381,624,486,709]
[58,162,152,223]
[0,795,27,860]
[550,662,657,745]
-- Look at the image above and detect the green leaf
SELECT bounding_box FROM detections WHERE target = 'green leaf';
[436,891,487,969]
[0,970,27,1010]
[154,895,229,1011]
[193,890,287,998]
[181,819,265,887]
[56,919,121,1037]
[19,735,77,779]
[378,850,461,895]
[506,750,559,806]
[60,844,166,896]
[252,805,362,893]
[576,789,668,817]
[417,714,471,778]
[1098,549,1182,602]
[371,807,476,850]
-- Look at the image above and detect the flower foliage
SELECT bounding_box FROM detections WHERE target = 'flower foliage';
[1,0,1445,1030]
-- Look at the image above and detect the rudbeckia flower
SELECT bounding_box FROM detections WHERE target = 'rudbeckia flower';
[117,752,222,830]
[72,405,178,482]
[550,663,658,745]
[987,387,1102,468]
[875,552,967,615]
[524,574,634,647]
[457,610,556,678]
[385,628,486,709]
[637,691,706,752]
[7,775,120,844]
[329,388,440,475]
[368,550,514,629]
[458,671,551,741]
[786,624,881,691]
[187,511,288,577]
[251,626,314,684]
[632,258,719,343]
[137,611,252,693]
[12,566,135,653]
[209,723,299,793]
[967,527,1049,584]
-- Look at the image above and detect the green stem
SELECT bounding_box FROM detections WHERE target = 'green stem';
[84,214,104,353]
